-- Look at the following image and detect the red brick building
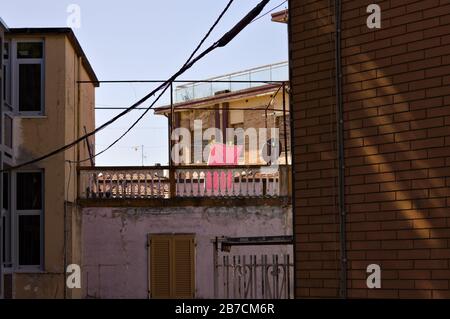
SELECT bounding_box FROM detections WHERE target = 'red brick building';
[289,0,450,298]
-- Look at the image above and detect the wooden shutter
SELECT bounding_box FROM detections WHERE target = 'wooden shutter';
[149,235,171,299]
[174,112,181,129]
[172,236,195,298]
[222,102,229,142]
[215,104,221,134]
[149,235,195,299]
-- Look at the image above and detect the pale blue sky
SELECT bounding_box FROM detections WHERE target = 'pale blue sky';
[2,0,288,166]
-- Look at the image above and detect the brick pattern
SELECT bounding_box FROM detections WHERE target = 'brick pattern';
[290,0,450,298]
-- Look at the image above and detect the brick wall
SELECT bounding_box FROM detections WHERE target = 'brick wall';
[290,0,450,298]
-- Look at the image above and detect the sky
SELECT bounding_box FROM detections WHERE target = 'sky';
[2,0,288,166]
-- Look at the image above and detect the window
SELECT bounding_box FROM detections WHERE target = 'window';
[3,42,8,60]
[17,42,43,59]
[19,64,41,112]
[1,171,42,270]
[149,234,195,299]
[15,171,43,268]
[4,40,45,115]
[16,172,42,210]
[3,41,11,106]
[18,215,40,266]
[2,172,11,268]
[16,42,44,114]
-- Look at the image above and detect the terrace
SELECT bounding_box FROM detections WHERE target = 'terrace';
[77,164,291,205]
[79,63,291,206]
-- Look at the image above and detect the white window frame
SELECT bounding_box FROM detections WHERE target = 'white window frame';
[11,39,45,116]
[3,40,11,109]
[2,171,12,270]
[11,170,44,272]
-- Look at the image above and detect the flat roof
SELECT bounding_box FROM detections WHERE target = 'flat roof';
[9,28,99,87]
[155,83,285,114]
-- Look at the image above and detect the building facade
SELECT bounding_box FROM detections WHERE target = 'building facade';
[81,203,292,299]
[155,63,291,166]
[78,63,293,299]
[0,17,8,299]
[289,0,450,298]
[0,25,98,299]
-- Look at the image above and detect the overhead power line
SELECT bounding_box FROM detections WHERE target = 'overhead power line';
[4,0,270,171]
[78,79,285,84]
[72,0,236,164]
[251,0,287,23]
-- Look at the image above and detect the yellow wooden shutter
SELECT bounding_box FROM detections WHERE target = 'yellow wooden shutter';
[149,235,195,299]
[172,236,195,299]
[149,235,171,299]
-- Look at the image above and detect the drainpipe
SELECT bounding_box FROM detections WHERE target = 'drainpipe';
[282,82,288,166]
[213,237,219,298]
[334,0,347,299]
[169,84,176,198]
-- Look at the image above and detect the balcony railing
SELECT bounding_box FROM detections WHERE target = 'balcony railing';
[78,165,291,200]
[175,62,288,103]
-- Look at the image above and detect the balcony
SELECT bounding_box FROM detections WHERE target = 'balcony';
[175,62,288,103]
[78,165,291,206]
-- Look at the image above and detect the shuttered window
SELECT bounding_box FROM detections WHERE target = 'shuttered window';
[149,234,195,299]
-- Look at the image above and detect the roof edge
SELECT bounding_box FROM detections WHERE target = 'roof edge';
[155,83,287,114]
[9,28,99,87]
[0,17,9,30]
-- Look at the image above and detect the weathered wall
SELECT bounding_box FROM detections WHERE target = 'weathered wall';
[8,33,95,299]
[290,0,450,298]
[14,35,67,280]
[81,205,292,299]
[63,36,95,299]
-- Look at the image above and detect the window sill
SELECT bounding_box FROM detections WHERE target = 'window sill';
[2,267,13,274]
[15,114,47,119]
[12,268,44,274]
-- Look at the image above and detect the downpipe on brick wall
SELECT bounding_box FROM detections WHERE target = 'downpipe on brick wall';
[334,0,348,299]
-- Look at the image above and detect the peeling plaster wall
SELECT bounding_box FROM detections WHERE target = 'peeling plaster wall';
[82,205,292,299]
[14,273,64,299]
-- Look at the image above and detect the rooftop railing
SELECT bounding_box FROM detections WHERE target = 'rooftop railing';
[78,165,291,200]
[175,62,289,103]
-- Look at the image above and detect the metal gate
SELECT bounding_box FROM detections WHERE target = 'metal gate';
[213,236,294,299]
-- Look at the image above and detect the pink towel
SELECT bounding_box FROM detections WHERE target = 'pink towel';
[206,144,243,193]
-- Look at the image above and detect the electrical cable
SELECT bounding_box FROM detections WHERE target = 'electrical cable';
[70,0,236,164]
[3,0,270,171]
[251,0,287,23]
